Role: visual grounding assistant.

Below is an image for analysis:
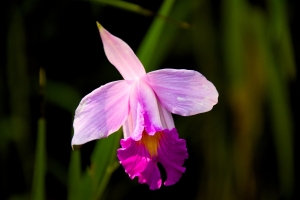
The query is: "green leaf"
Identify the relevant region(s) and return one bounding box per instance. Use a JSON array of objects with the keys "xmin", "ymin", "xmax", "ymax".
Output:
[
  {"xmin": 136, "ymin": 0, "xmax": 175, "ymax": 70},
  {"xmin": 89, "ymin": 0, "xmax": 153, "ymax": 16},
  {"xmin": 267, "ymin": 0, "xmax": 296, "ymax": 80},
  {"xmin": 140, "ymin": 0, "xmax": 191, "ymax": 72},
  {"xmin": 91, "ymin": 130, "xmax": 121, "ymax": 199},
  {"xmin": 266, "ymin": 52, "xmax": 294, "ymax": 198},
  {"xmin": 7, "ymin": 3, "xmax": 32, "ymax": 187},
  {"xmin": 72, "ymin": 130, "xmax": 121, "ymax": 200},
  {"xmin": 67, "ymin": 149, "xmax": 81, "ymax": 200},
  {"xmin": 31, "ymin": 118, "xmax": 46, "ymax": 200}
]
